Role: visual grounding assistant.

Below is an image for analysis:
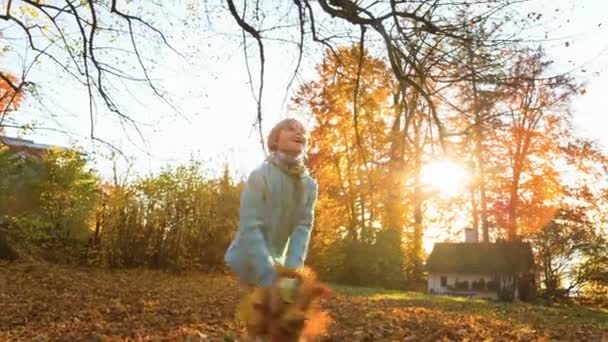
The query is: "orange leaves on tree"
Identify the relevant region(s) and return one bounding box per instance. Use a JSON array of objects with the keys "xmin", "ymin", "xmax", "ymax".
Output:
[
  {"xmin": 0, "ymin": 71, "xmax": 25, "ymax": 116},
  {"xmin": 292, "ymin": 46, "xmax": 396, "ymax": 243},
  {"xmin": 493, "ymin": 50, "xmax": 579, "ymax": 239}
]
